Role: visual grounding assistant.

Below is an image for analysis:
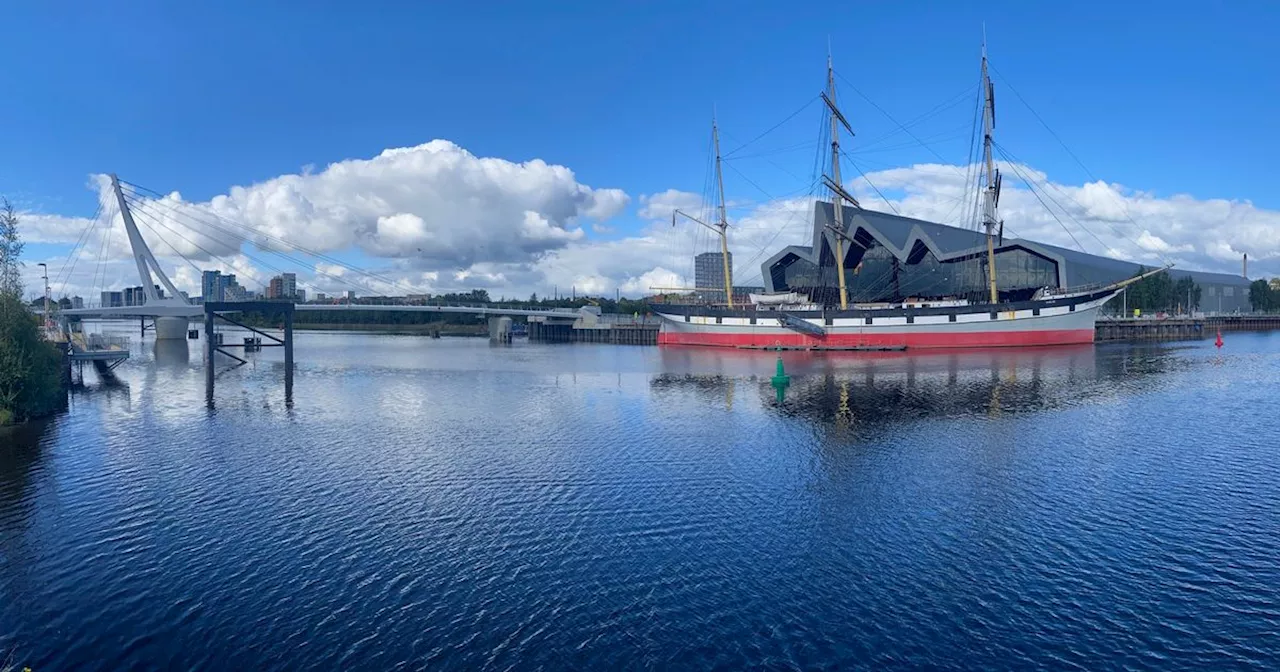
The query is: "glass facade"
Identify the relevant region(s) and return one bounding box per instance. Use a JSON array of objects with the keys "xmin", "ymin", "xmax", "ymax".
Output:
[{"xmin": 774, "ymin": 241, "xmax": 1059, "ymax": 303}]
